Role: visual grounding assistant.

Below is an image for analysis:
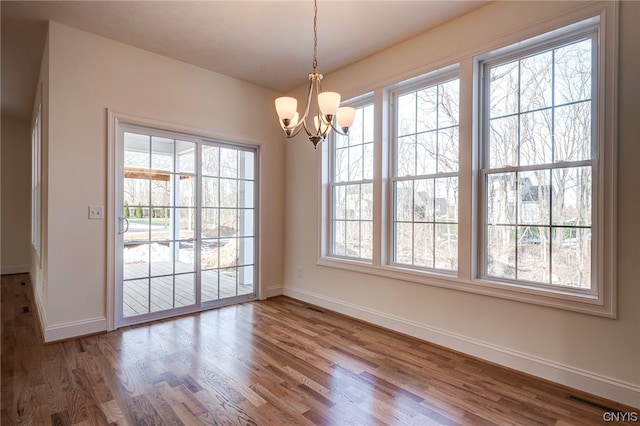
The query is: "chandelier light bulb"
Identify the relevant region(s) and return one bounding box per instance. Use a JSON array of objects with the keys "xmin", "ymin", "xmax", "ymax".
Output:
[
  {"xmin": 289, "ymin": 112, "xmax": 299, "ymax": 127},
  {"xmin": 317, "ymin": 92, "xmax": 341, "ymax": 117},
  {"xmin": 336, "ymin": 107, "xmax": 356, "ymax": 131},
  {"xmin": 275, "ymin": 97, "xmax": 297, "ymax": 122},
  {"xmin": 313, "ymin": 115, "xmax": 330, "ymax": 134}
]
